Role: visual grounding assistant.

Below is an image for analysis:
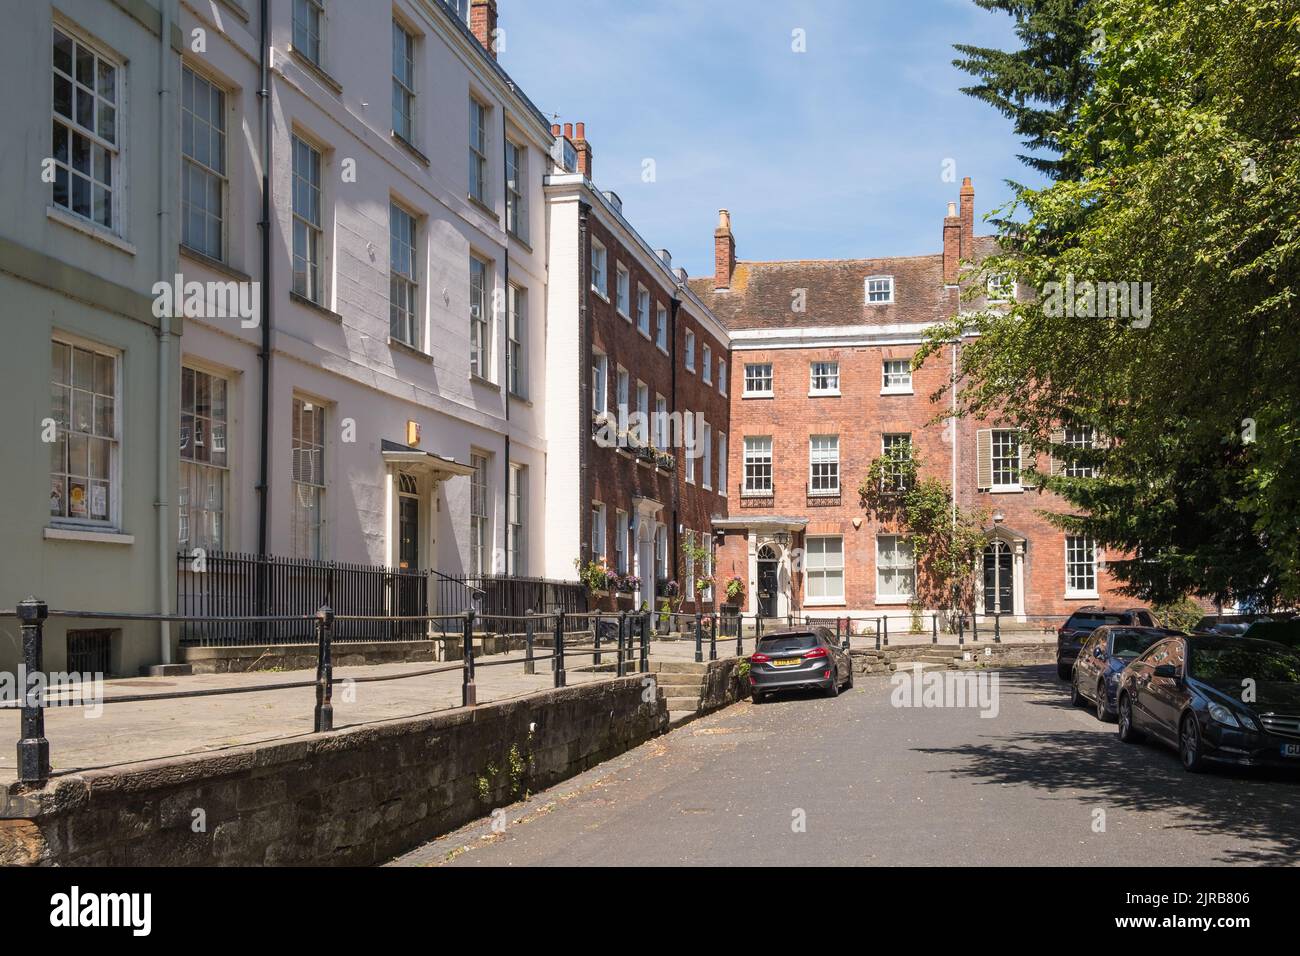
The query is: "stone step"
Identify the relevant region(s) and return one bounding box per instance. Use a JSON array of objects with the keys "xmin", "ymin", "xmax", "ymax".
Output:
[
  {"xmin": 656, "ymin": 682, "xmax": 705, "ymax": 694},
  {"xmin": 651, "ymin": 661, "xmax": 710, "ymax": 674},
  {"xmin": 664, "ymin": 695, "xmax": 702, "ymax": 710},
  {"xmin": 667, "ymin": 710, "xmax": 696, "ymax": 728}
]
